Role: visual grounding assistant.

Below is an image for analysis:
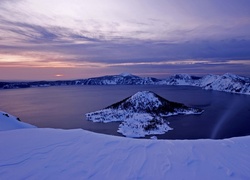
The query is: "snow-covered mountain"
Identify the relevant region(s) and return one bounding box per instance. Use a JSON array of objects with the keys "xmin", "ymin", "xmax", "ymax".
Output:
[
  {"xmin": 86, "ymin": 91, "xmax": 203, "ymax": 137},
  {"xmin": 158, "ymin": 74, "xmax": 201, "ymax": 86},
  {"xmin": 159, "ymin": 73, "xmax": 250, "ymax": 95},
  {"xmin": 200, "ymin": 73, "xmax": 250, "ymax": 94},
  {"xmin": 1, "ymin": 73, "xmax": 249, "ymax": 95},
  {"xmin": 82, "ymin": 73, "xmax": 159, "ymax": 85}
]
